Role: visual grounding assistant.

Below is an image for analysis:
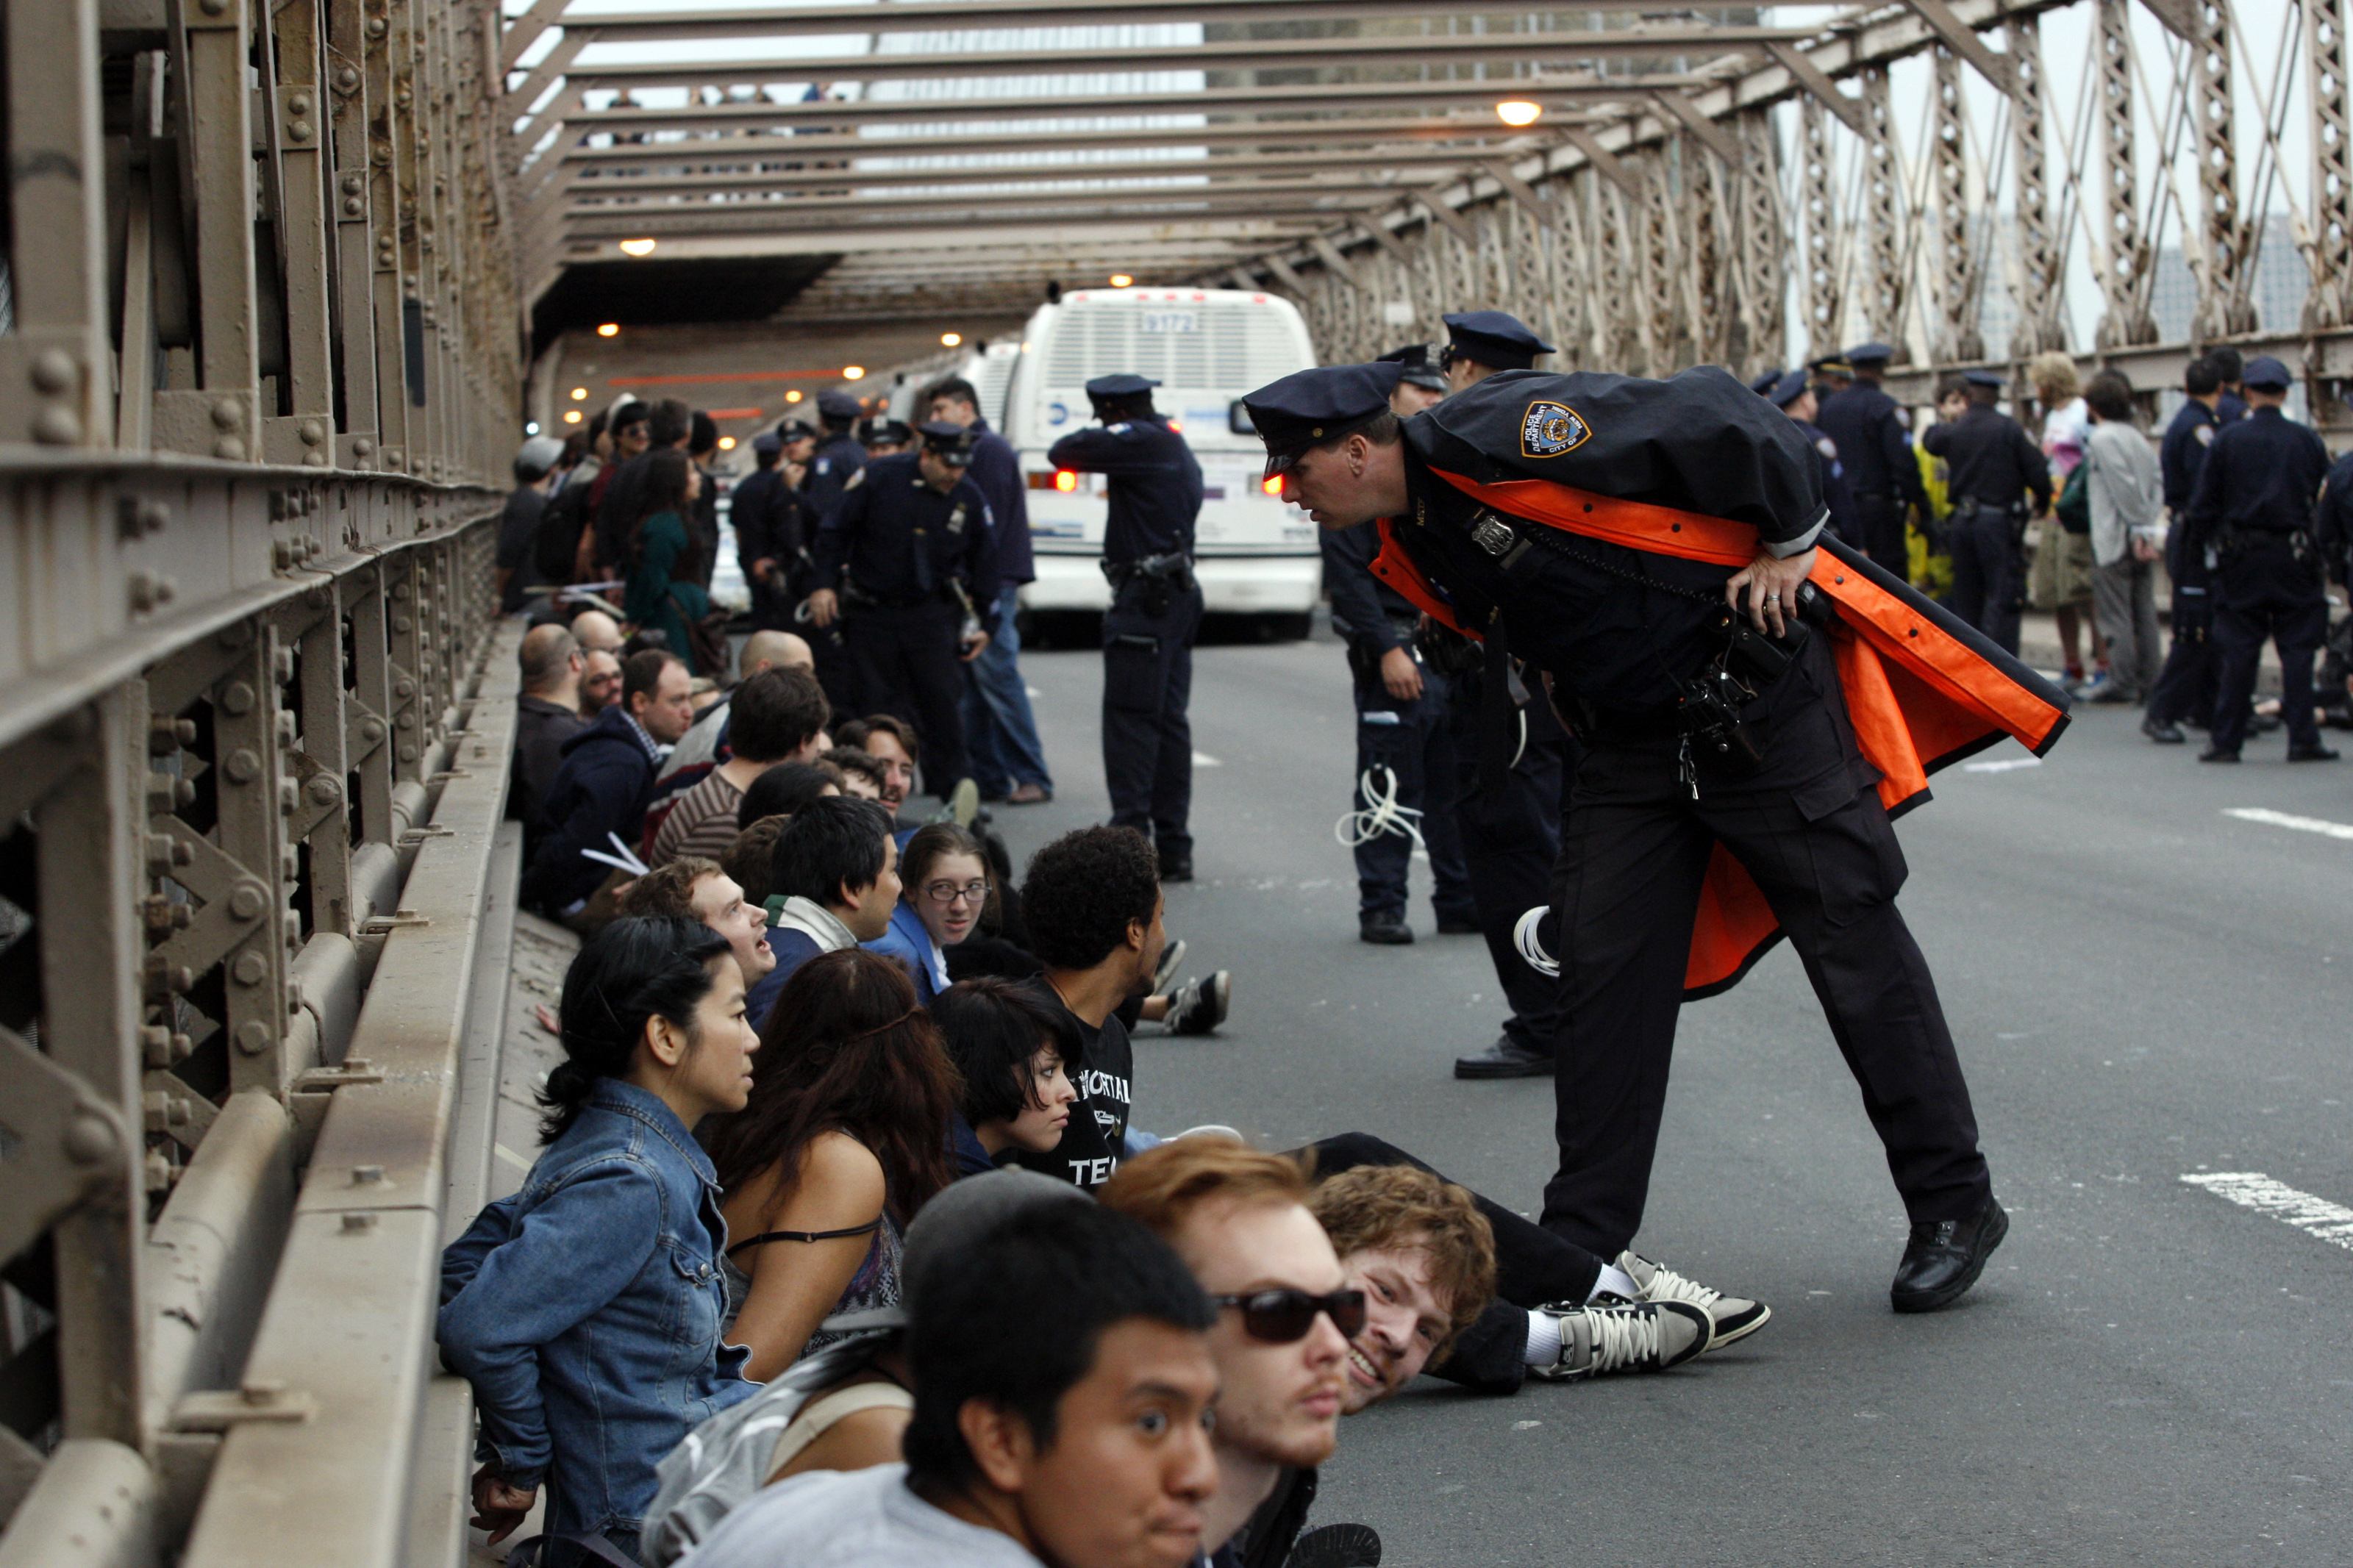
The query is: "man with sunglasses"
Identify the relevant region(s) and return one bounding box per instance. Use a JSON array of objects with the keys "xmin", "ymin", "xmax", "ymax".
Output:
[
  {"xmin": 809, "ymin": 421, "xmax": 1000, "ymax": 803},
  {"xmin": 1102, "ymin": 1139, "xmax": 1354, "ymax": 1568}
]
